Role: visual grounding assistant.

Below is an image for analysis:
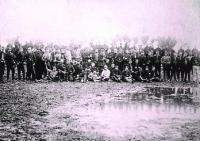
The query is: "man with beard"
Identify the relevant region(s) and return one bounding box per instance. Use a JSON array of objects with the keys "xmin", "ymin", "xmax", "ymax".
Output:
[
  {"xmin": 5, "ymin": 44, "xmax": 16, "ymax": 81},
  {"xmin": 16, "ymin": 46, "xmax": 25, "ymax": 80},
  {"xmin": 0, "ymin": 45, "xmax": 5, "ymax": 83}
]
